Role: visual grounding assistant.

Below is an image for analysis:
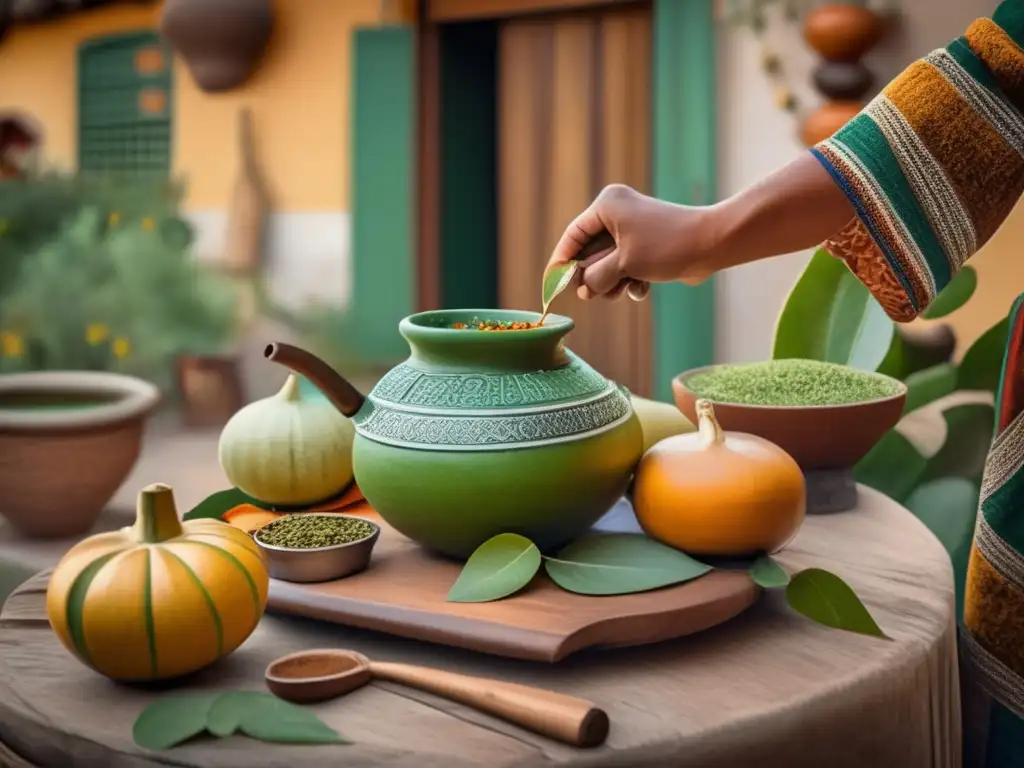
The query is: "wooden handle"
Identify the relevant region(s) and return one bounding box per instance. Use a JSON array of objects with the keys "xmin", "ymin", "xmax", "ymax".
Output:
[
  {"xmin": 368, "ymin": 661, "xmax": 609, "ymax": 747},
  {"xmin": 574, "ymin": 231, "xmax": 650, "ymax": 302}
]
